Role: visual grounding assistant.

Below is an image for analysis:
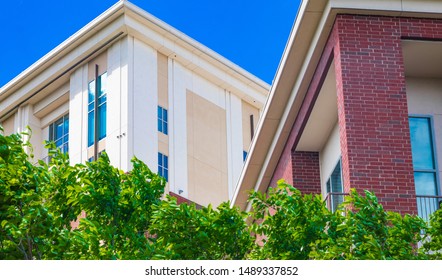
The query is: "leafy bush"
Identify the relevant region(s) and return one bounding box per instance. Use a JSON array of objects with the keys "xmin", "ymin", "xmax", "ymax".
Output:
[{"xmin": 0, "ymin": 129, "xmax": 440, "ymax": 259}]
